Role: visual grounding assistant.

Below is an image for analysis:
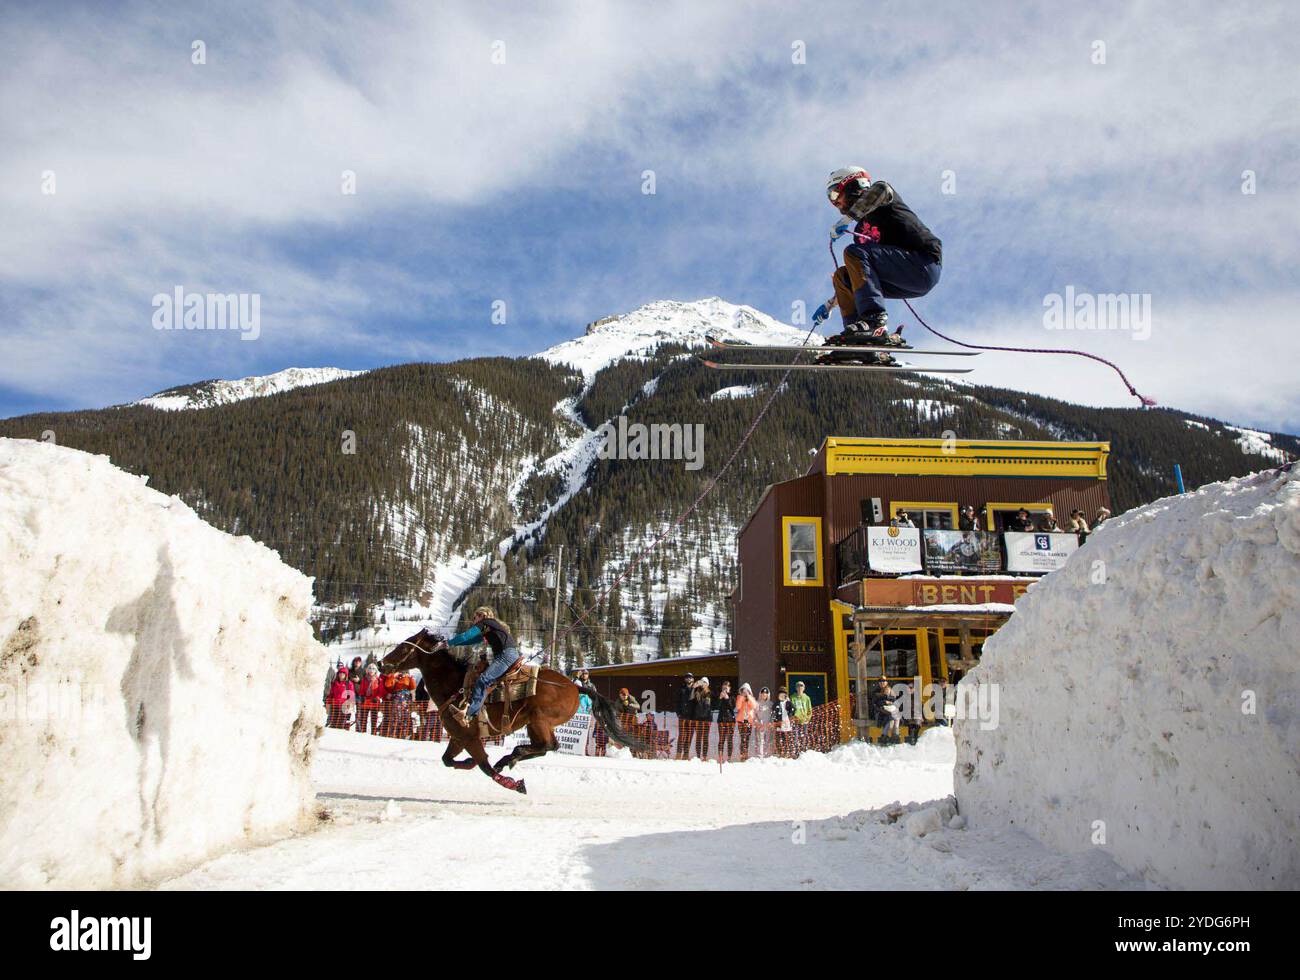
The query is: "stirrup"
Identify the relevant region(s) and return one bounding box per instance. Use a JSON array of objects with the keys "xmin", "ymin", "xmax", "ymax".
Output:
[{"xmin": 445, "ymin": 701, "xmax": 470, "ymax": 725}]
